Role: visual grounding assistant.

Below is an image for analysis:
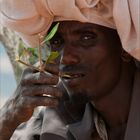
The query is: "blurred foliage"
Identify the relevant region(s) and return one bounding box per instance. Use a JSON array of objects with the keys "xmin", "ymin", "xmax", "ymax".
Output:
[{"xmin": 16, "ymin": 23, "xmax": 60, "ymax": 72}]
